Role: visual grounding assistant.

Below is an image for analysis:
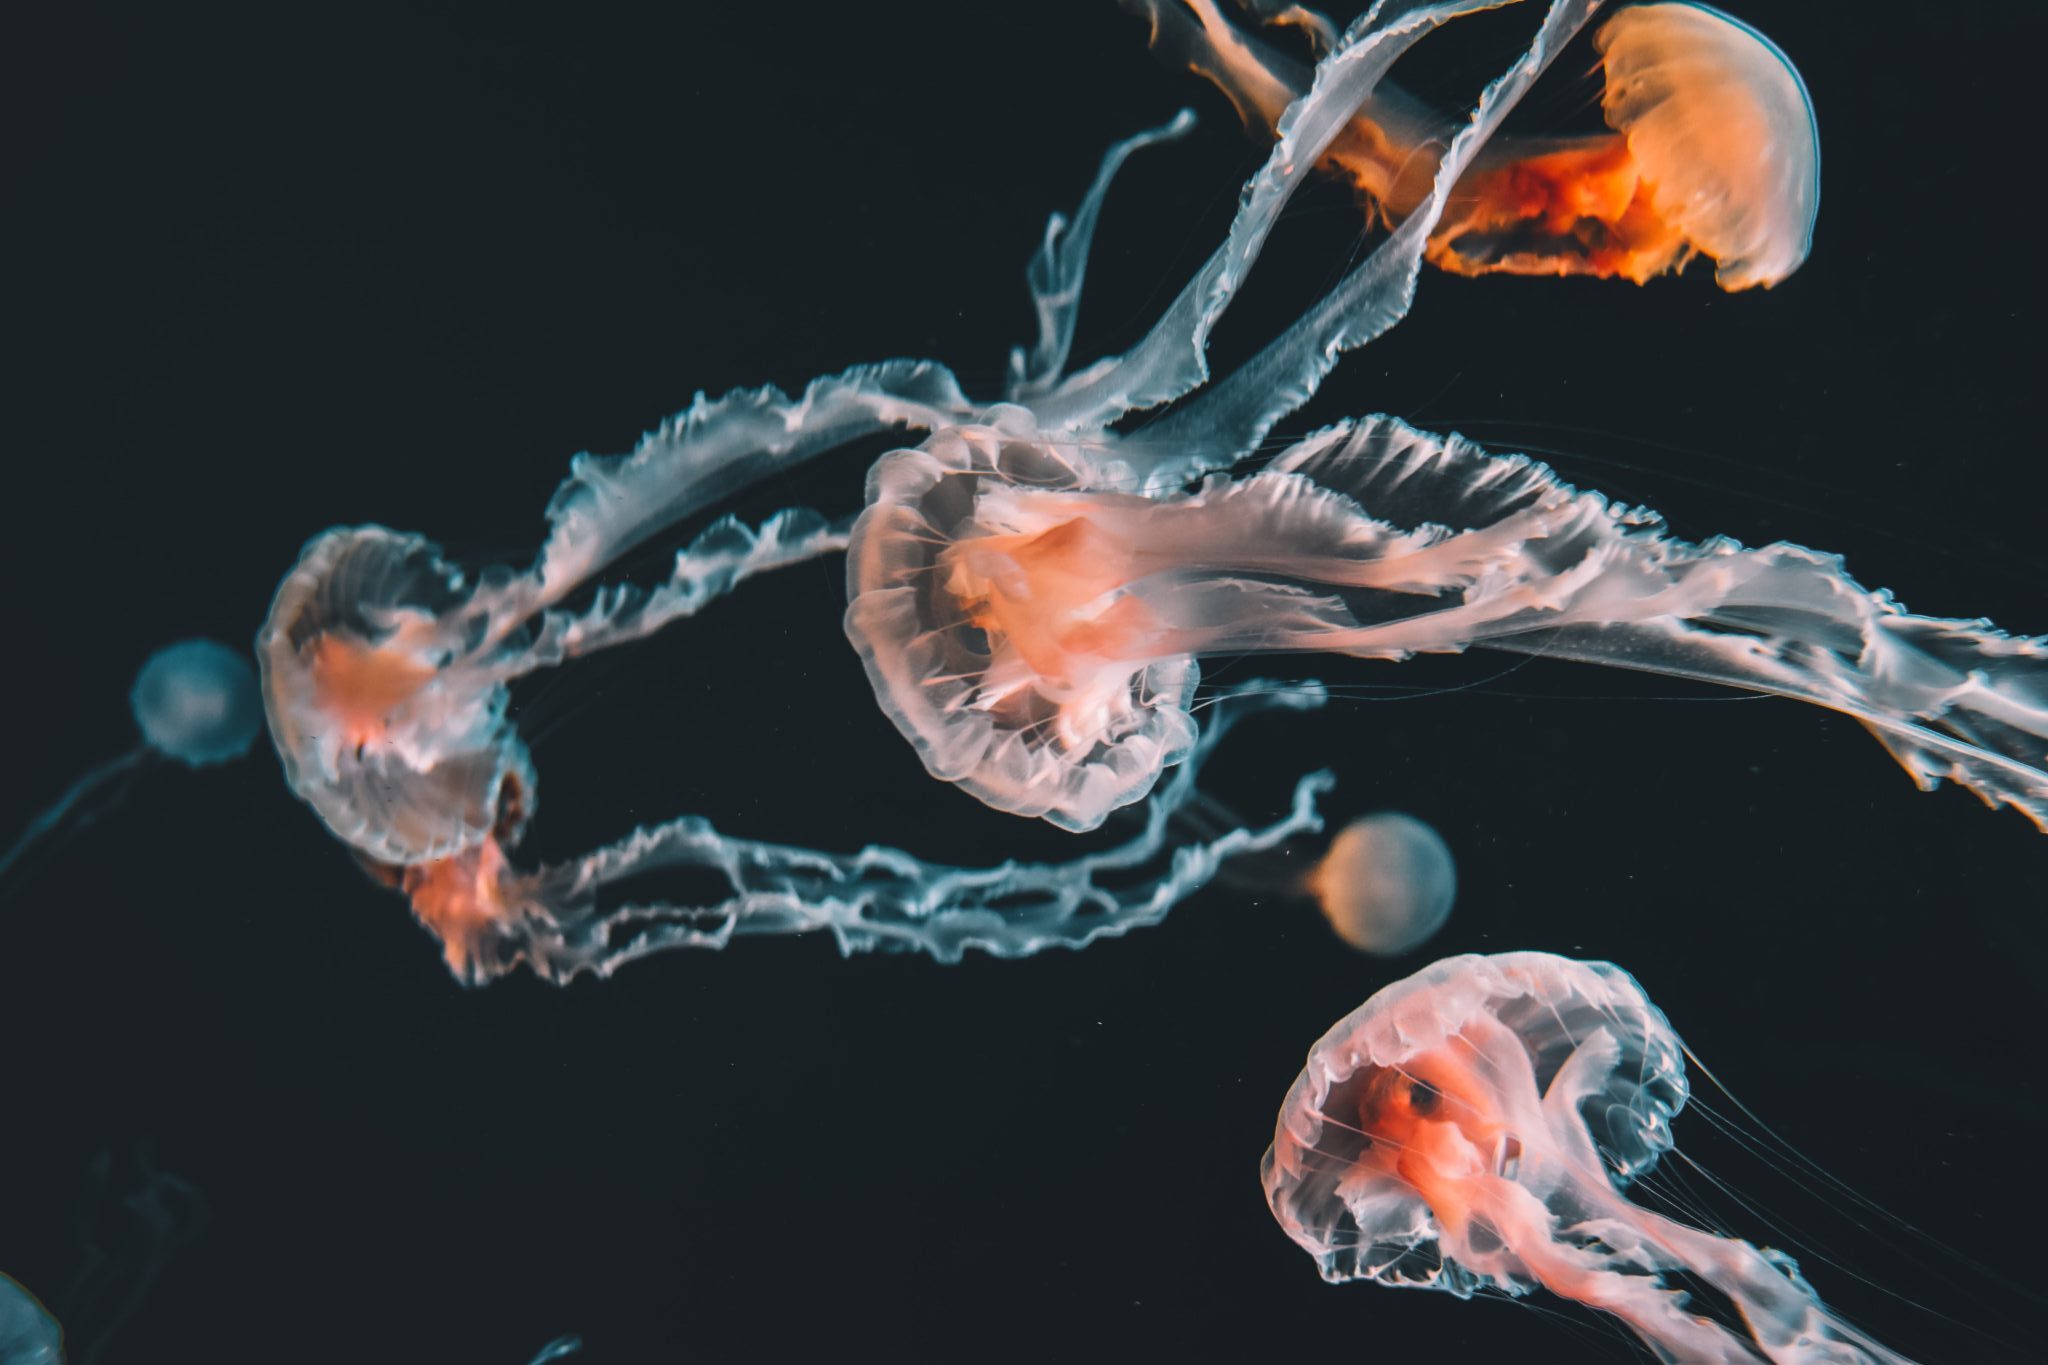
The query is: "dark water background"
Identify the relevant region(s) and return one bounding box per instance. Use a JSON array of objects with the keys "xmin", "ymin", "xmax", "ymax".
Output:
[{"xmin": 3, "ymin": 2, "xmax": 2044, "ymax": 1360}]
